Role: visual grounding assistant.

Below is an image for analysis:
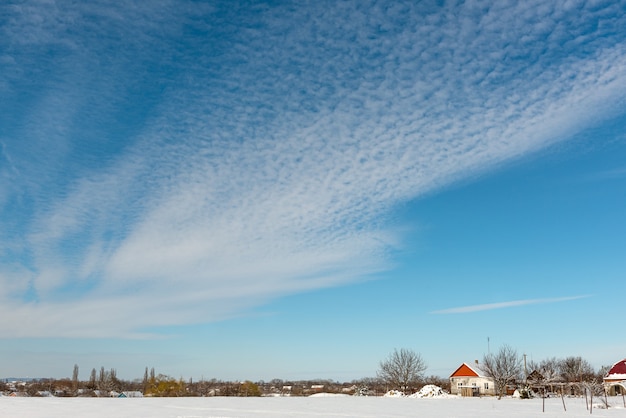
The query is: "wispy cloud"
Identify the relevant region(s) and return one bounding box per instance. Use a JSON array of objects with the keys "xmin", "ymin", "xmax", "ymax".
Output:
[
  {"xmin": 585, "ymin": 166, "xmax": 626, "ymax": 182},
  {"xmin": 0, "ymin": 1, "xmax": 624, "ymax": 338},
  {"xmin": 431, "ymin": 295, "xmax": 592, "ymax": 314}
]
